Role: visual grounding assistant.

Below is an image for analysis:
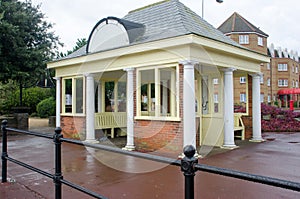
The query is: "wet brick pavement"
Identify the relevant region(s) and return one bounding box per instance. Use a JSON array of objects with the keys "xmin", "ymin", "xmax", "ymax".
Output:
[{"xmin": 1, "ymin": 128, "xmax": 300, "ymax": 198}]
